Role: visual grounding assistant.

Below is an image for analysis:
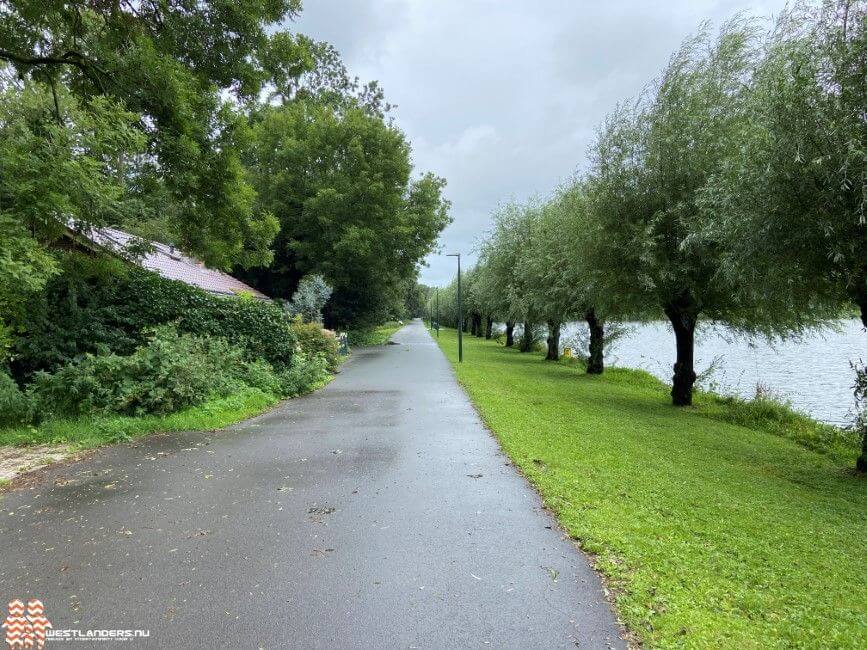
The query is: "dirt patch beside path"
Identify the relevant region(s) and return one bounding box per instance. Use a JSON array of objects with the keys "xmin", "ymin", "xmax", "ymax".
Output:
[{"xmin": 0, "ymin": 444, "xmax": 71, "ymax": 483}]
